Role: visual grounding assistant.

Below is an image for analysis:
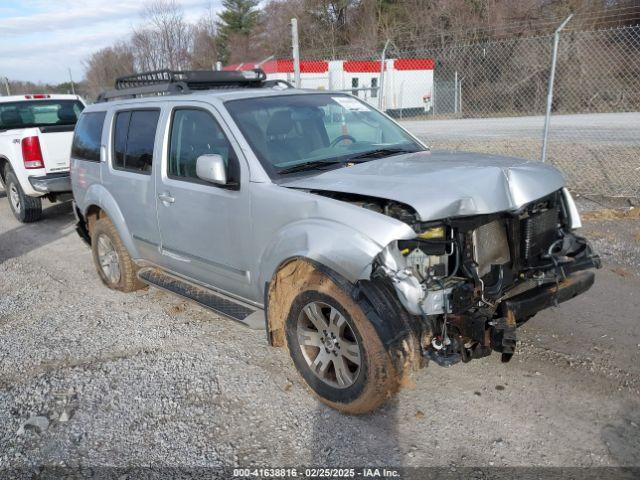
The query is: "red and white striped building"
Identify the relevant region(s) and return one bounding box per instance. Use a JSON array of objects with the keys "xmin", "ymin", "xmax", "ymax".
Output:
[{"xmin": 224, "ymin": 58, "xmax": 435, "ymax": 115}]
